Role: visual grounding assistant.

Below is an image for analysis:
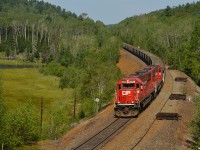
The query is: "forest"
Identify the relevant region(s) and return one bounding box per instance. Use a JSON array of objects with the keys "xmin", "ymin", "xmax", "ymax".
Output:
[
  {"xmin": 0, "ymin": 0, "xmax": 121, "ymax": 149},
  {"xmin": 110, "ymin": 2, "xmax": 200, "ymax": 86},
  {"xmin": 0, "ymin": 0, "xmax": 200, "ymax": 149}
]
